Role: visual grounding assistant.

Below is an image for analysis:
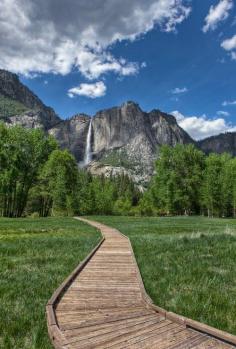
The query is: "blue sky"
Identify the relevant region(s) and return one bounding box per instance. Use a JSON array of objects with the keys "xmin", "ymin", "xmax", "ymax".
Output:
[{"xmin": 1, "ymin": 0, "xmax": 236, "ymax": 139}]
